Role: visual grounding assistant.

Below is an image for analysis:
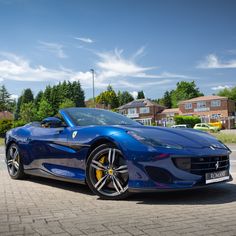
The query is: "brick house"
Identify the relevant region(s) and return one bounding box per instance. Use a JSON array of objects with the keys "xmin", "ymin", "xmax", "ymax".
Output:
[
  {"xmin": 179, "ymin": 95, "xmax": 235, "ymax": 128},
  {"xmin": 117, "ymin": 99, "xmax": 164, "ymax": 125},
  {"xmin": 156, "ymin": 108, "xmax": 180, "ymax": 126}
]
